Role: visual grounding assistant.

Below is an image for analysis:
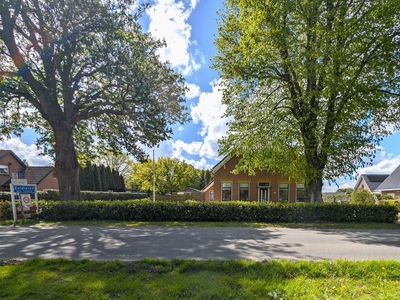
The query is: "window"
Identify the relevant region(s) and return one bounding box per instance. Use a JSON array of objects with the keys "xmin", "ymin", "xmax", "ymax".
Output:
[
  {"xmin": 239, "ymin": 182, "xmax": 249, "ymax": 200},
  {"xmin": 222, "ymin": 182, "xmax": 232, "ymax": 201},
  {"xmin": 209, "ymin": 191, "xmax": 214, "ymax": 202},
  {"xmin": 296, "ymin": 183, "xmax": 306, "ymax": 202},
  {"xmin": 279, "ymin": 183, "xmax": 289, "ymax": 202},
  {"xmin": 0, "ymin": 165, "xmax": 8, "ymax": 175},
  {"xmin": 258, "ymin": 182, "xmax": 270, "ymax": 187}
]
